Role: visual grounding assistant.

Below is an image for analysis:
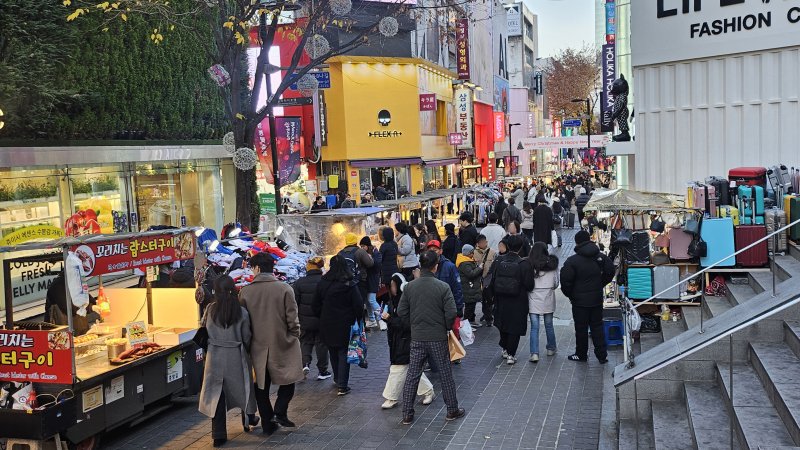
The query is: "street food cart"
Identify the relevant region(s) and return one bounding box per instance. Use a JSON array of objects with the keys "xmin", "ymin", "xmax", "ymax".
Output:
[{"xmin": 0, "ymin": 229, "xmax": 204, "ymax": 449}]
